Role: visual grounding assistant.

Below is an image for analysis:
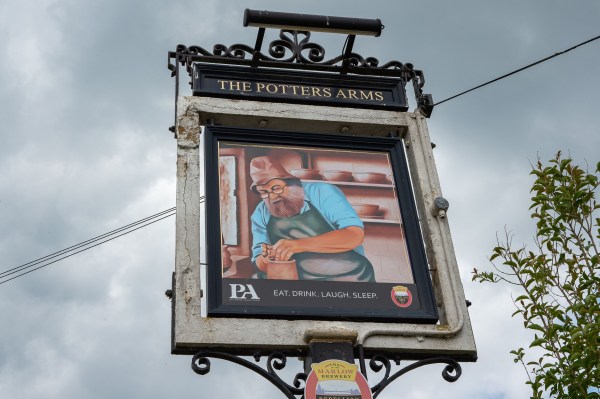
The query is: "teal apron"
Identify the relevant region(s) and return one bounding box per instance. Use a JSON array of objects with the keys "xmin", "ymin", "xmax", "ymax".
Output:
[{"xmin": 266, "ymin": 201, "xmax": 375, "ymax": 282}]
